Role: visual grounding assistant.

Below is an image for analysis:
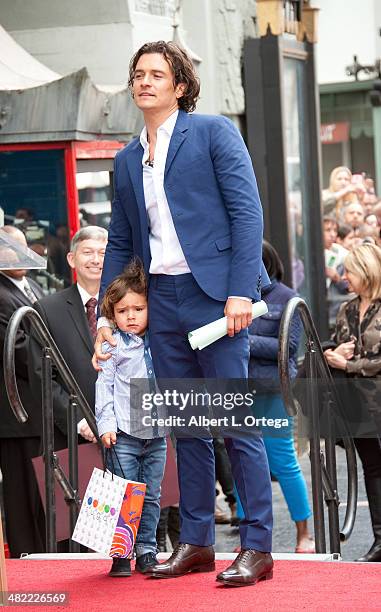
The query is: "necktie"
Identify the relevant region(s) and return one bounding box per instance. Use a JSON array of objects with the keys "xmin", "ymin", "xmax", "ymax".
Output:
[
  {"xmin": 86, "ymin": 297, "xmax": 98, "ymax": 339},
  {"xmin": 24, "ymin": 281, "xmax": 37, "ymax": 304}
]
